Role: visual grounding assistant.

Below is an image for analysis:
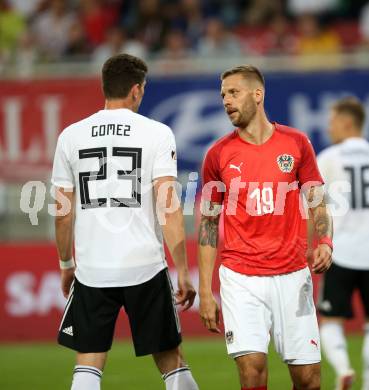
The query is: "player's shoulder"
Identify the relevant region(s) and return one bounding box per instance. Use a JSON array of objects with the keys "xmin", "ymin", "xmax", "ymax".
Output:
[
  {"xmin": 58, "ymin": 112, "xmax": 98, "ymax": 141},
  {"xmin": 275, "ymin": 122, "xmax": 309, "ymax": 142},
  {"xmin": 275, "ymin": 122, "xmax": 315, "ymax": 155},
  {"xmin": 149, "ymin": 118, "xmax": 174, "ymax": 137},
  {"xmin": 317, "ymin": 143, "xmax": 340, "ymax": 160},
  {"xmin": 206, "ymin": 130, "xmax": 237, "ymax": 157},
  {"xmin": 130, "ymin": 110, "xmax": 170, "ymax": 130},
  {"xmin": 132, "ymin": 111, "xmax": 174, "ymax": 138}
]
